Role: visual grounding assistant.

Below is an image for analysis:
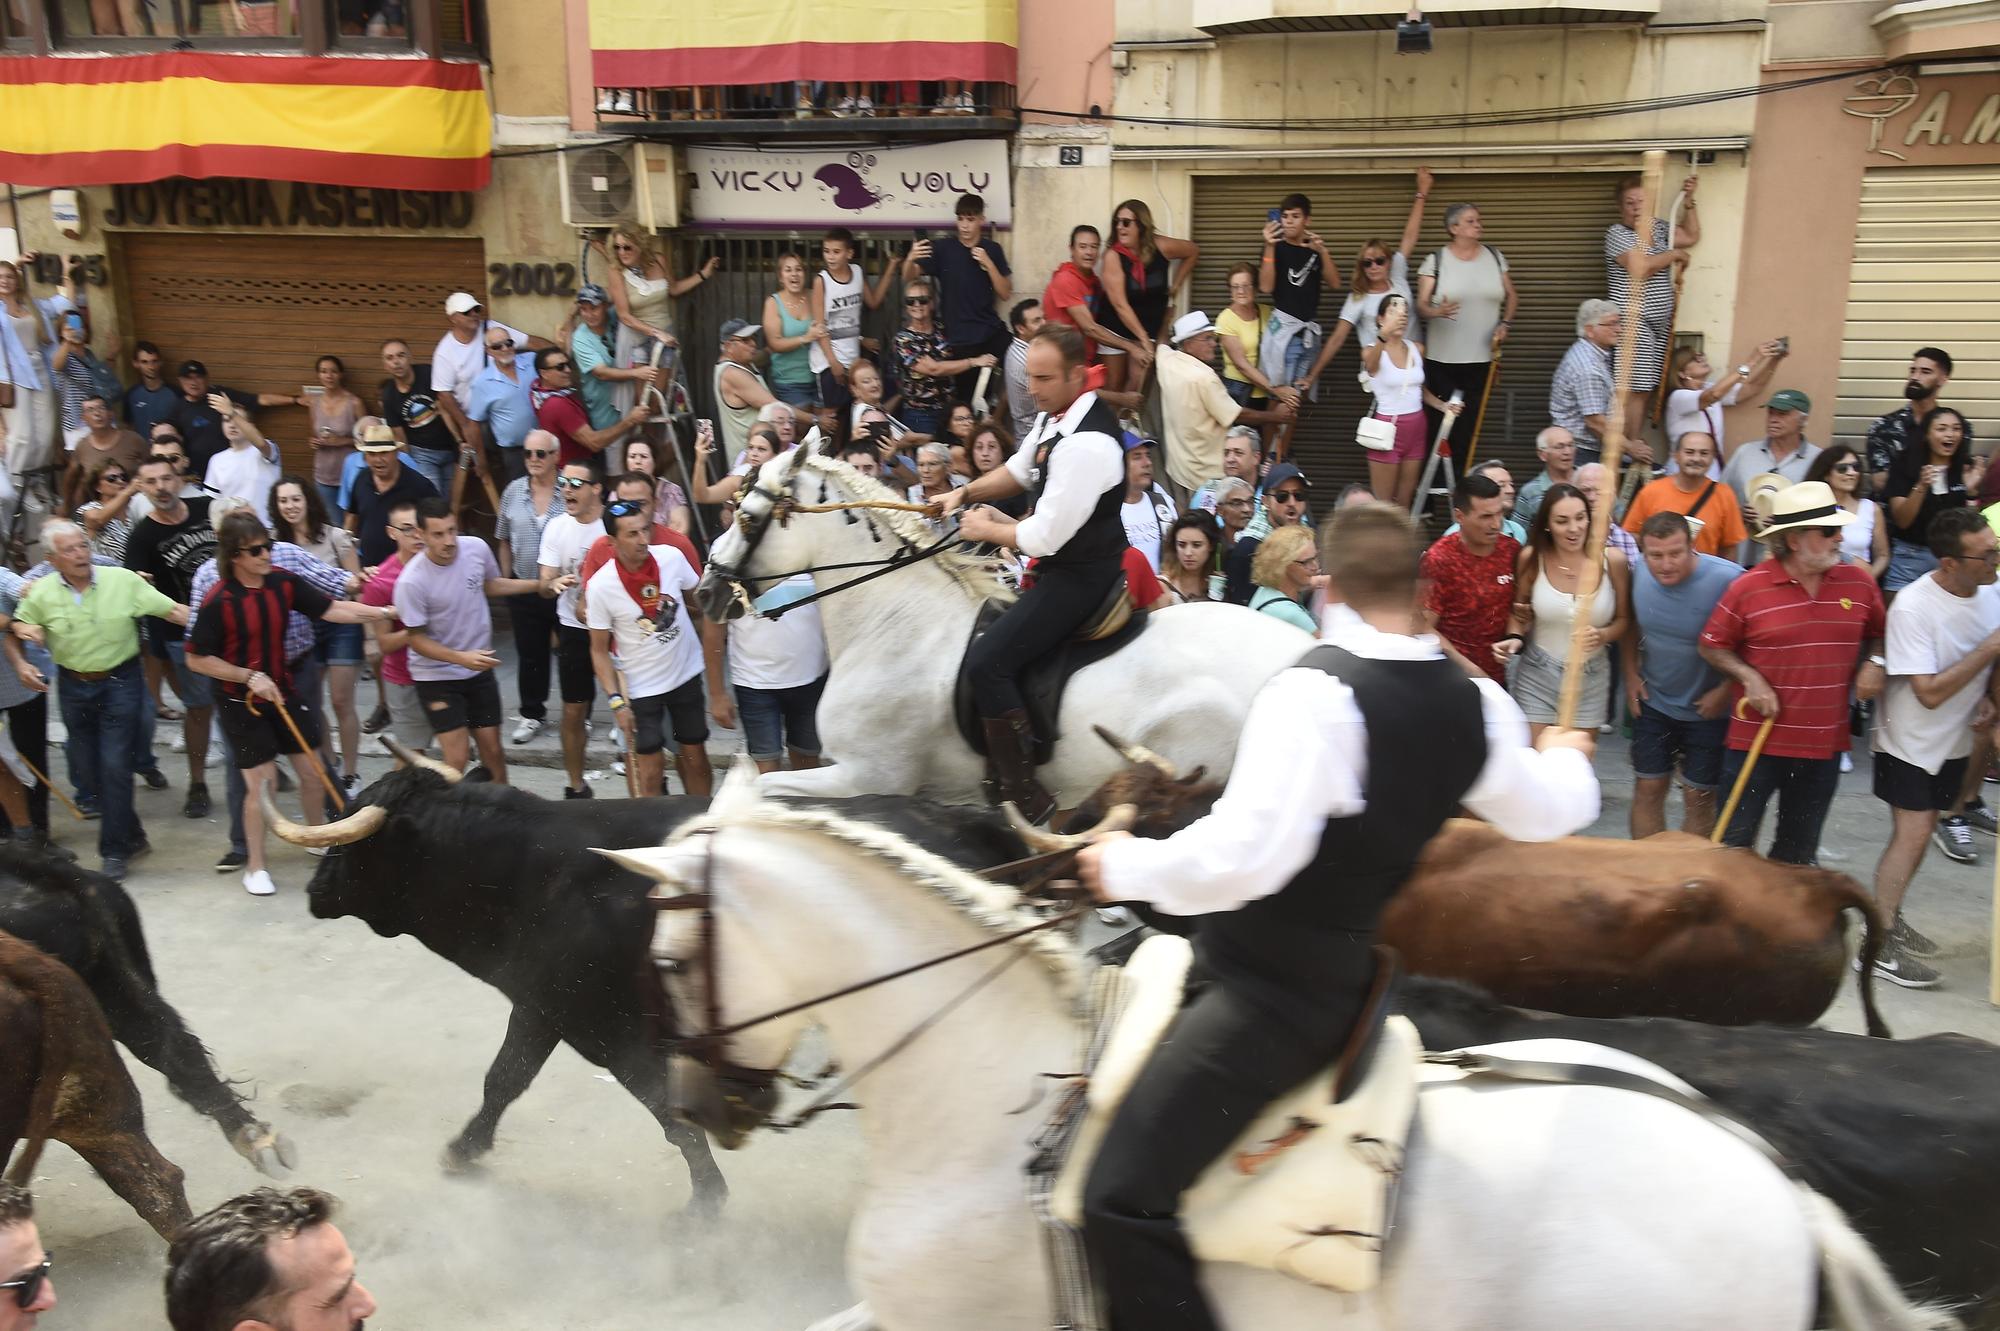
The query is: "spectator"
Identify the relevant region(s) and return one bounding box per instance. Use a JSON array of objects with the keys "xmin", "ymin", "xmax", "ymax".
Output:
[
  {"xmin": 1866, "ymin": 507, "xmax": 2000, "ymax": 988},
  {"xmin": 1360, "ymin": 294, "xmax": 1460, "ymax": 511},
  {"xmin": 894, "ymin": 278, "xmax": 994, "ymax": 435},
  {"xmin": 618, "ymin": 436, "xmax": 691, "ymax": 536},
  {"xmin": 75, "ymin": 457, "xmax": 139, "ymax": 562},
  {"xmin": 1096, "ymin": 199, "xmax": 1197, "ymax": 405},
  {"xmin": 124, "ymin": 455, "xmax": 219, "ymax": 818},
  {"xmin": 272, "ymin": 477, "xmax": 364, "ymax": 799},
  {"xmin": 1443, "ymin": 459, "xmax": 1527, "ymax": 545},
  {"xmin": 585, "ymin": 502, "xmax": 713, "ymax": 798},
  {"xmin": 810, "ymin": 227, "xmax": 897, "ymax": 419},
  {"xmin": 1495, "ymin": 483, "xmax": 1629, "ymax": 739},
  {"xmin": 1550, "ymin": 300, "xmax": 1624, "ymax": 467},
  {"xmin": 279, "ymin": 355, "xmax": 364, "ymax": 521},
  {"xmin": 762, "ymin": 251, "xmax": 823, "ymax": 411},
  {"xmin": 165, "ymin": 1188, "xmax": 374, "ymax": 1331},
  {"xmin": 1157, "ymin": 510, "xmax": 1220, "ymax": 605},
  {"xmin": 966, "ymin": 420, "xmax": 1023, "ymax": 518},
  {"xmin": 1621, "ymin": 432, "xmax": 1748, "ymax": 561},
  {"xmin": 429, "ymin": 291, "xmax": 542, "ymax": 428},
  {"xmin": 1003, "ymin": 299, "xmax": 1042, "ymax": 441},
  {"xmin": 1257, "ymin": 193, "xmax": 1333, "ymax": 400},
  {"xmin": 1721, "ymin": 389, "xmax": 1821, "ymax": 534},
  {"xmin": 1118, "ymin": 437, "xmax": 1177, "ymax": 567},
  {"xmin": 1867, "ymin": 347, "xmax": 1968, "ymax": 500},
  {"xmin": 1042, "ymin": 224, "xmax": 1148, "ymax": 393},
  {"xmin": 61, "ymin": 394, "xmax": 145, "ymax": 514},
  {"xmin": 693, "ymin": 424, "xmax": 779, "ymax": 506},
  {"xmin": 908, "ymin": 441, "xmax": 965, "ymax": 511},
  {"xmin": 11, "ymin": 520, "xmax": 186, "ymax": 880},
  {"xmin": 565, "ymin": 284, "xmax": 649, "ymax": 441},
  {"xmin": 1699, "ymin": 481, "xmax": 1885, "ymax": 865},
  {"xmin": 1308, "ymin": 167, "xmax": 1431, "ymax": 385},
  {"xmin": 202, "ymin": 396, "xmax": 281, "ymax": 524},
  {"xmin": 1337, "ymin": 482, "xmax": 1378, "ymax": 509},
  {"xmin": 398, "ymin": 498, "xmax": 540, "ymax": 780},
  {"xmin": 377, "ymin": 339, "xmax": 462, "ymax": 497},
  {"xmin": 44, "ymin": 304, "xmax": 104, "ymax": 453},
  {"xmin": 122, "ymin": 339, "xmax": 177, "ymax": 438},
  {"xmin": 904, "ymin": 194, "xmax": 1014, "ymax": 402},
  {"xmin": 1605, "ymin": 173, "xmax": 1699, "ymax": 442},
  {"xmin": 163, "ymin": 359, "xmax": 258, "ymax": 477},
  {"xmin": 0, "ymin": 1182, "xmax": 56, "ymax": 1324},
  {"xmin": 1625, "ymin": 511, "xmax": 1741, "ymax": 839},
  {"xmin": 1805, "ymin": 445, "xmax": 1888, "ymax": 580},
  {"xmin": 1882, "ymin": 406, "xmax": 1974, "ymax": 596},
  {"xmin": 1663, "ymin": 340, "xmax": 1784, "ymax": 467},
  {"xmin": 1208, "ymin": 477, "xmax": 1255, "ymax": 583},
  {"xmin": 1214, "ymin": 262, "xmax": 1285, "ymax": 411},
  {"xmin": 1191, "ymin": 427, "xmax": 1264, "ymax": 516},
  {"xmin": 1415, "ymin": 192, "xmax": 1517, "ymax": 442},
  {"xmin": 1247, "ymin": 523, "xmax": 1319, "ymax": 633},
  {"xmin": 1572, "ymin": 462, "xmax": 1641, "ymax": 565},
  {"xmin": 462, "ymin": 328, "xmax": 539, "ymax": 487},
  {"xmin": 946, "ymin": 403, "xmax": 978, "ymax": 476},
  {"xmin": 1224, "ymin": 461, "xmax": 1307, "ymax": 604},
  {"xmin": 538, "ymin": 460, "xmax": 609, "ymax": 798},
  {"xmin": 575, "ymin": 472, "xmax": 704, "ymax": 617},
  {"xmin": 712, "ymin": 562, "xmax": 829, "ymax": 774},
  {"xmin": 1512, "ymin": 425, "xmax": 1577, "ymax": 528},
  {"xmin": 493, "ymin": 429, "xmax": 565, "ymax": 744},
  {"xmin": 1156, "ymin": 313, "xmax": 1292, "ymax": 510},
  {"xmin": 1422, "ymin": 472, "xmax": 1521, "ymax": 679},
  {"xmin": 185, "ymin": 510, "xmax": 386, "ymax": 896},
  {"xmin": 599, "ymin": 228, "xmax": 710, "ymax": 411},
  {"xmin": 532, "ymin": 345, "xmax": 650, "ymax": 469},
  {"xmin": 359, "ymin": 498, "xmax": 430, "ymax": 752},
  {"xmin": 710, "ymin": 320, "xmax": 806, "ymax": 459},
  {"xmin": 343, "ymin": 424, "xmax": 438, "ymax": 567},
  {"xmin": 0, "ymin": 569, "xmax": 71, "ymax": 859}
]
